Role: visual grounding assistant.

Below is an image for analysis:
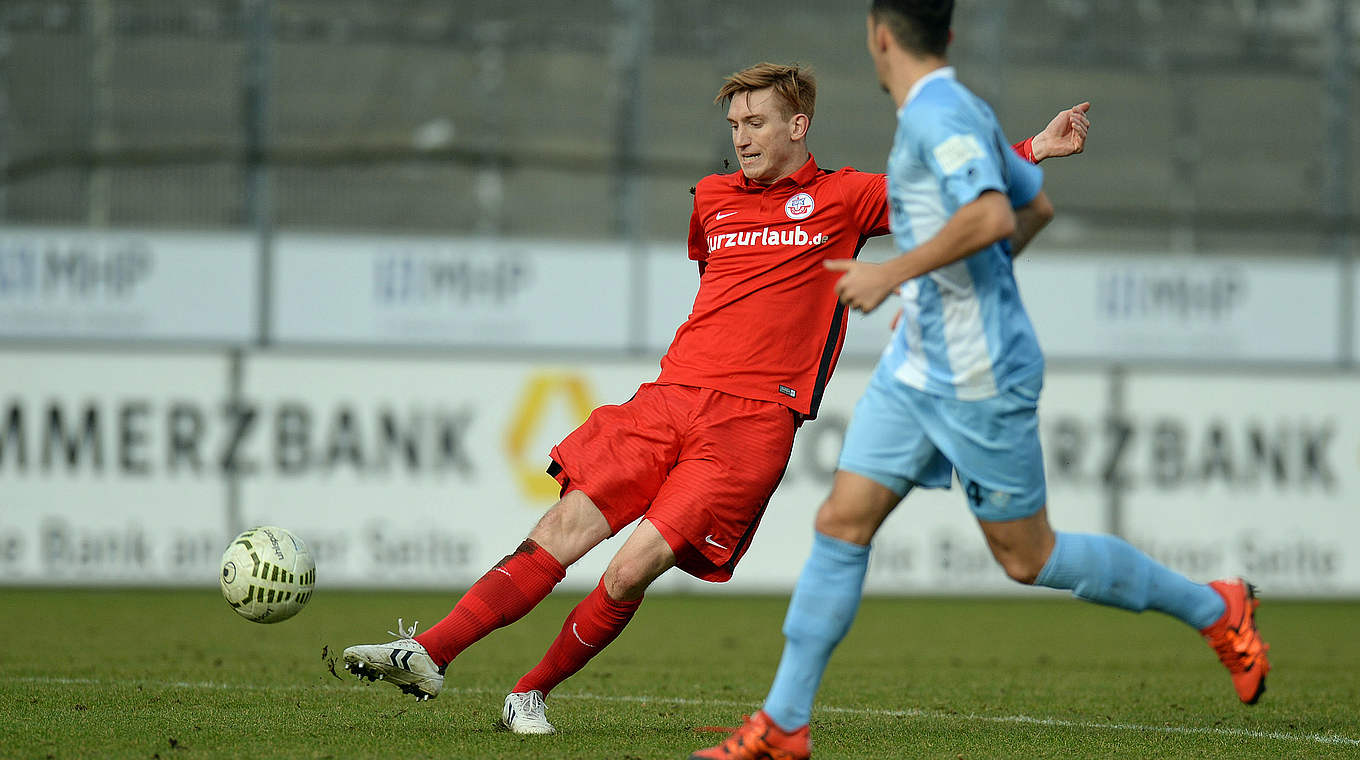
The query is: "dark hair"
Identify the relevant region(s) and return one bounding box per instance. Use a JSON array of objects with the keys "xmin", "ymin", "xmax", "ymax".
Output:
[
  {"xmin": 869, "ymin": 0, "xmax": 954, "ymax": 58},
  {"xmin": 714, "ymin": 62, "xmax": 817, "ymax": 121}
]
